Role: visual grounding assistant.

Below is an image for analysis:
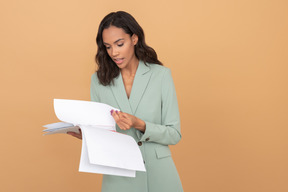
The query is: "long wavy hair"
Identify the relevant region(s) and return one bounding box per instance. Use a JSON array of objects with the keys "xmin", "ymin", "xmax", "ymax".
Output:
[{"xmin": 95, "ymin": 11, "xmax": 162, "ymax": 86}]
